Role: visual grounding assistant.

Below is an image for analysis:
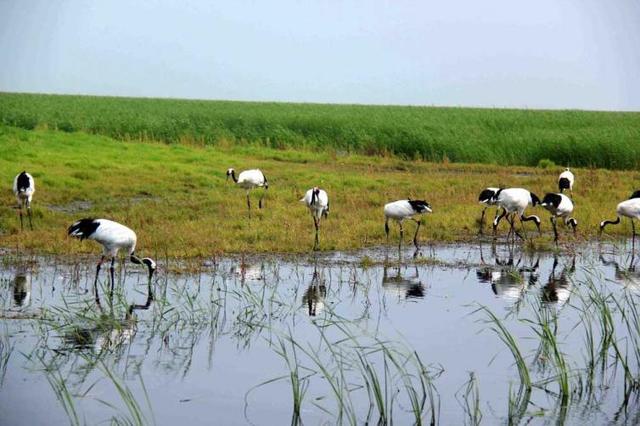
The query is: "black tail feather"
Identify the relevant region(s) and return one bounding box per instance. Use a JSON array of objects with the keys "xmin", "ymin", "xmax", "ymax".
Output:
[{"xmin": 68, "ymin": 218, "xmax": 99, "ymax": 240}]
